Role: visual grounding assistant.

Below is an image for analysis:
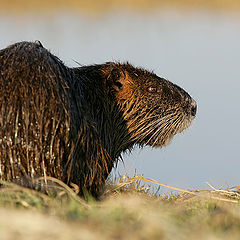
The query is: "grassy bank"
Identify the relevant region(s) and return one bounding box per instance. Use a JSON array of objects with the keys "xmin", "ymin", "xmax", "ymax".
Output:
[
  {"xmin": 1, "ymin": 0, "xmax": 240, "ymax": 14},
  {"xmin": 1, "ymin": 176, "xmax": 240, "ymax": 240}
]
